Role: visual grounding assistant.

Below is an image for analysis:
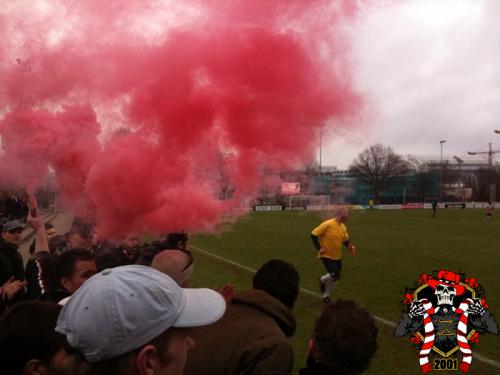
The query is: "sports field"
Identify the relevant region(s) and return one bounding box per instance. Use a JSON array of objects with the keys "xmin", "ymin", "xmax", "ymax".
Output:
[{"xmin": 190, "ymin": 209, "xmax": 500, "ymax": 374}]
